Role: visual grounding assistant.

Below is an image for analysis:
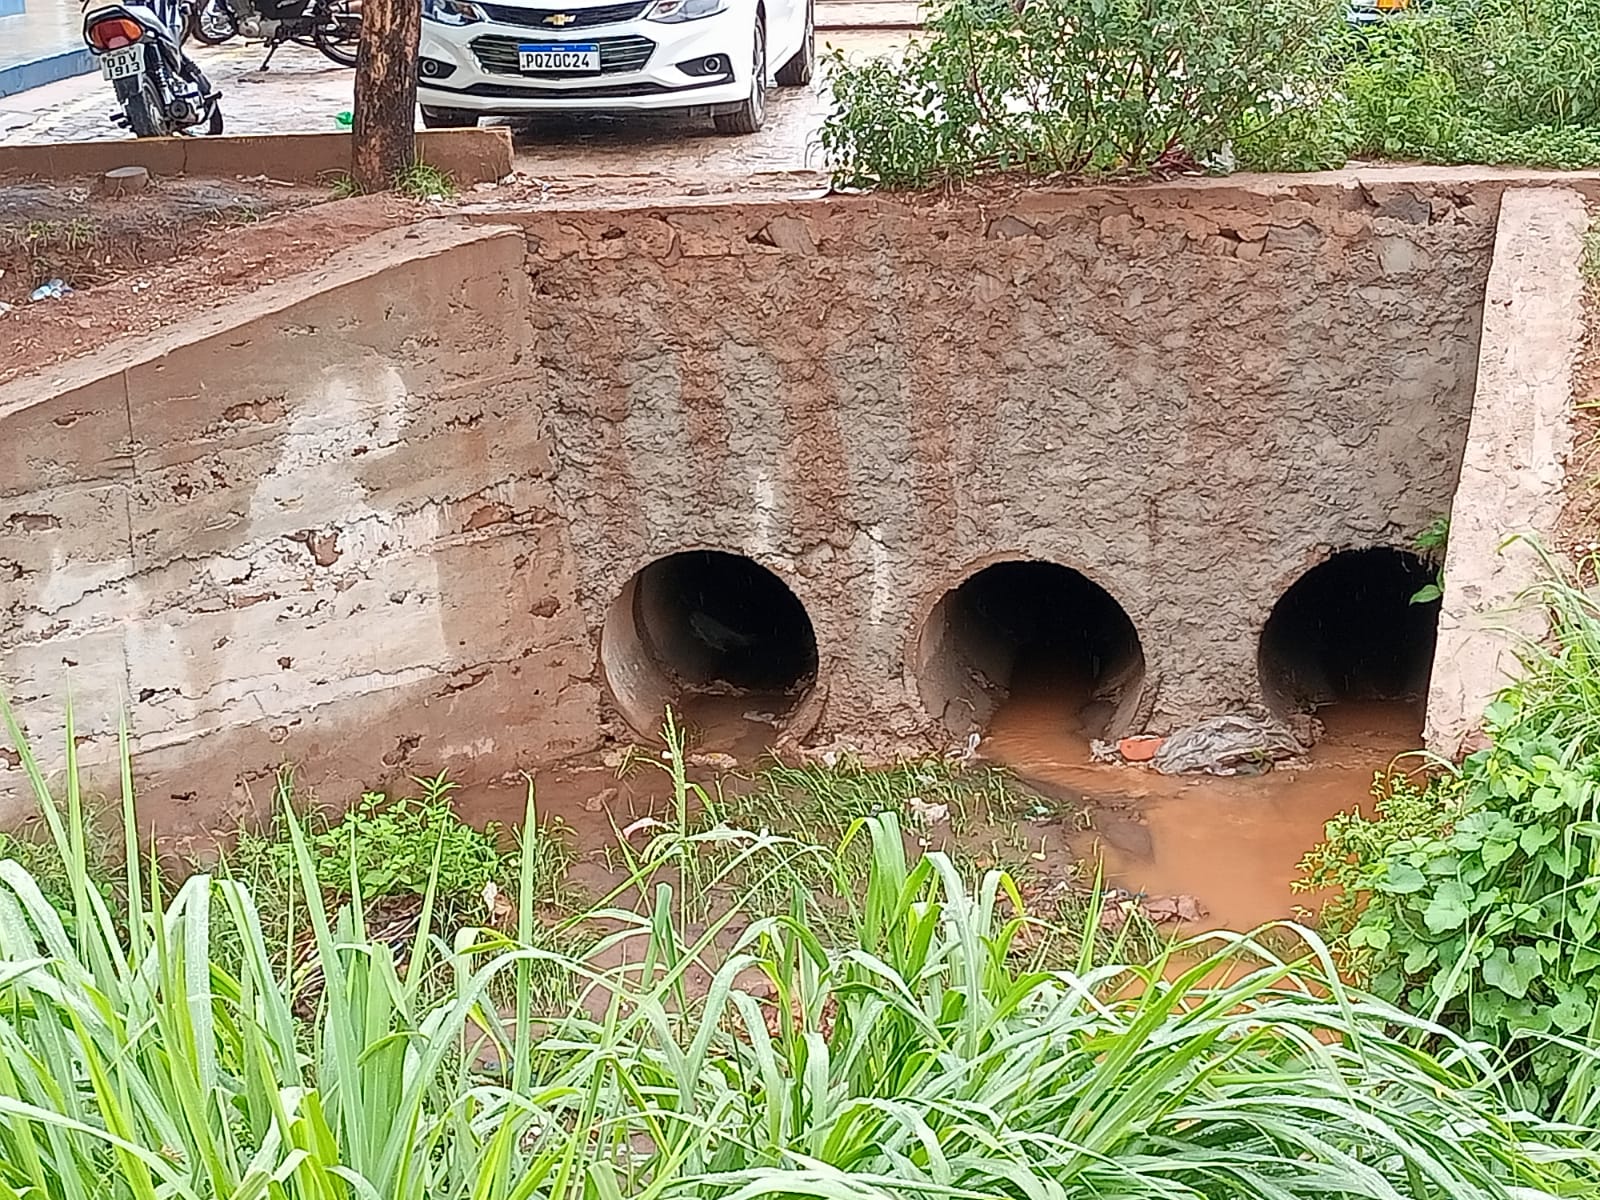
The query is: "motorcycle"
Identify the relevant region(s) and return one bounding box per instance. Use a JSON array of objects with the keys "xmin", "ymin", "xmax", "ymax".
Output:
[
  {"xmin": 82, "ymin": 0, "xmax": 225, "ymax": 137},
  {"xmin": 187, "ymin": 0, "xmax": 361, "ymax": 70}
]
